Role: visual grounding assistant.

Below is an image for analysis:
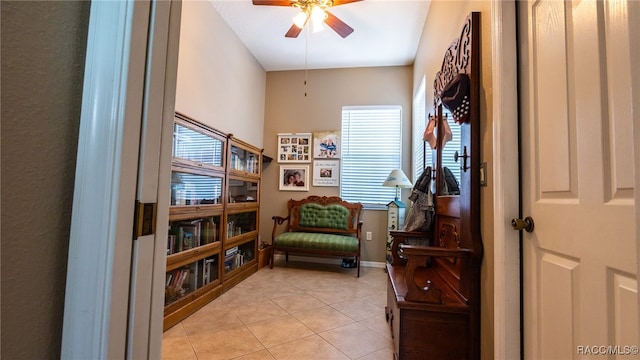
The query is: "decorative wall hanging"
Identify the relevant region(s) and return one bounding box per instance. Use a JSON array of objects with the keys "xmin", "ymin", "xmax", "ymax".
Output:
[
  {"xmin": 312, "ymin": 160, "xmax": 340, "ymax": 186},
  {"xmin": 277, "ymin": 133, "xmax": 311, "ymax": 163},
  {"xmin": 313, "ymin": 131, "xmax": 340, "ymax": 159},
  {"xmin": 279, "ymin": 165, "xmax": 309, "ymax": 191}
]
